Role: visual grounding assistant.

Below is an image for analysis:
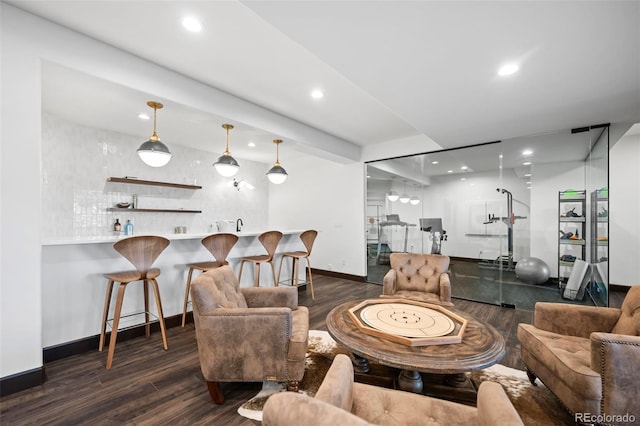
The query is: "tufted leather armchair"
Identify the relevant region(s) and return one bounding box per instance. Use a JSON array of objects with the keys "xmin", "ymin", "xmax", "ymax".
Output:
[
  {"xmin": 190, "ymin": 265, "xmax": 309, "ymax": 404},
  {"xmin": 263, "ymin": 353, "xmax": 524, "ymax": 426},
  {"xmin": 517, "ymin": 285, "xmax": 640, "ymax": 420},
  {"xmin": 382, "ymin": 253, "xmax": 452, "ymax": 305}
]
